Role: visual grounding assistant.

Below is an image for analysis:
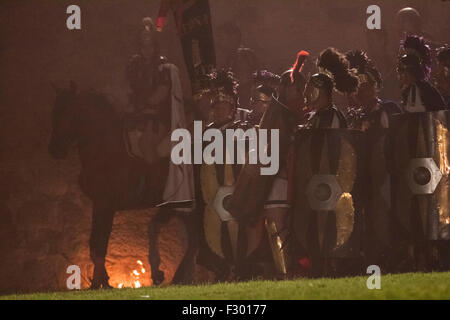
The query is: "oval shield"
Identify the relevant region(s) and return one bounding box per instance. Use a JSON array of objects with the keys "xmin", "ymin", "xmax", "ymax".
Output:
[
  {"xmin": 390, "ymin": 111, "xmax": 450, "ymax": 241},
  {"xmin": 292, "ymin": 129, "xmax": 365, "ymax": 260}
]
